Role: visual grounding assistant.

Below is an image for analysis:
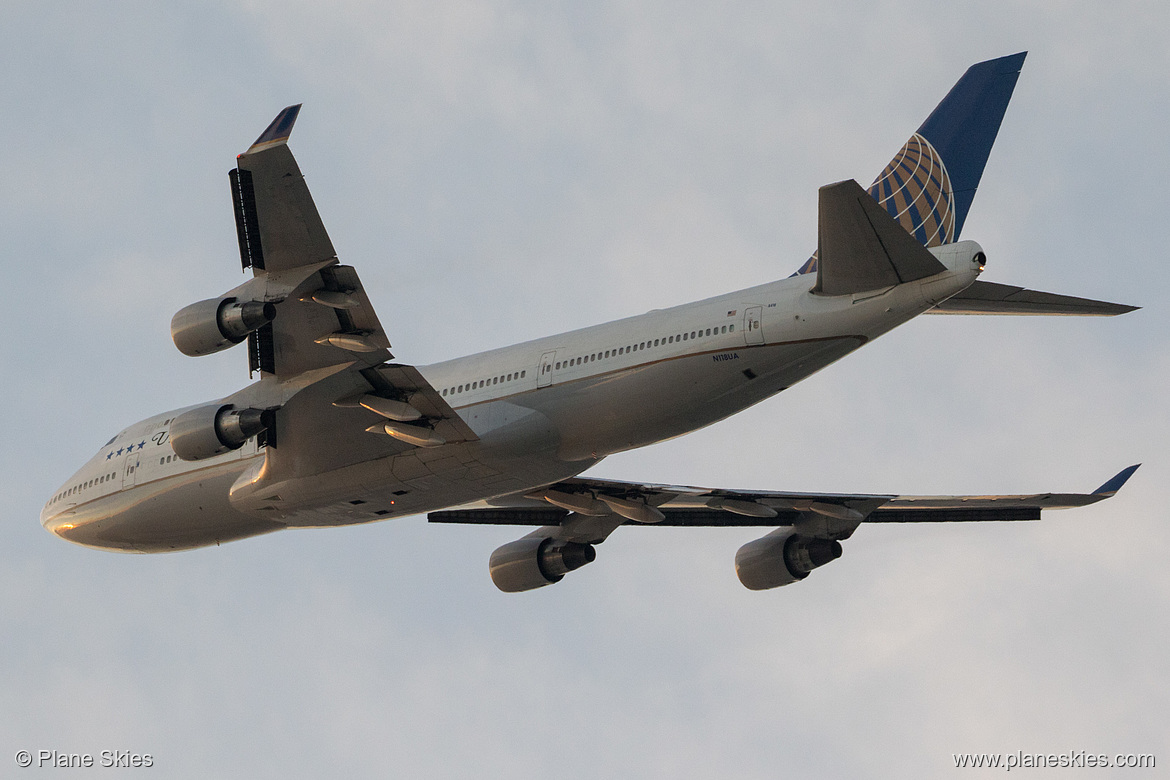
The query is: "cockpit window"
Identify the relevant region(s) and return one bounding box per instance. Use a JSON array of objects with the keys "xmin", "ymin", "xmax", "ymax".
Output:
[{"xmin": 105, "ymin": 436, "xmax": 117, "ymax": 446}]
